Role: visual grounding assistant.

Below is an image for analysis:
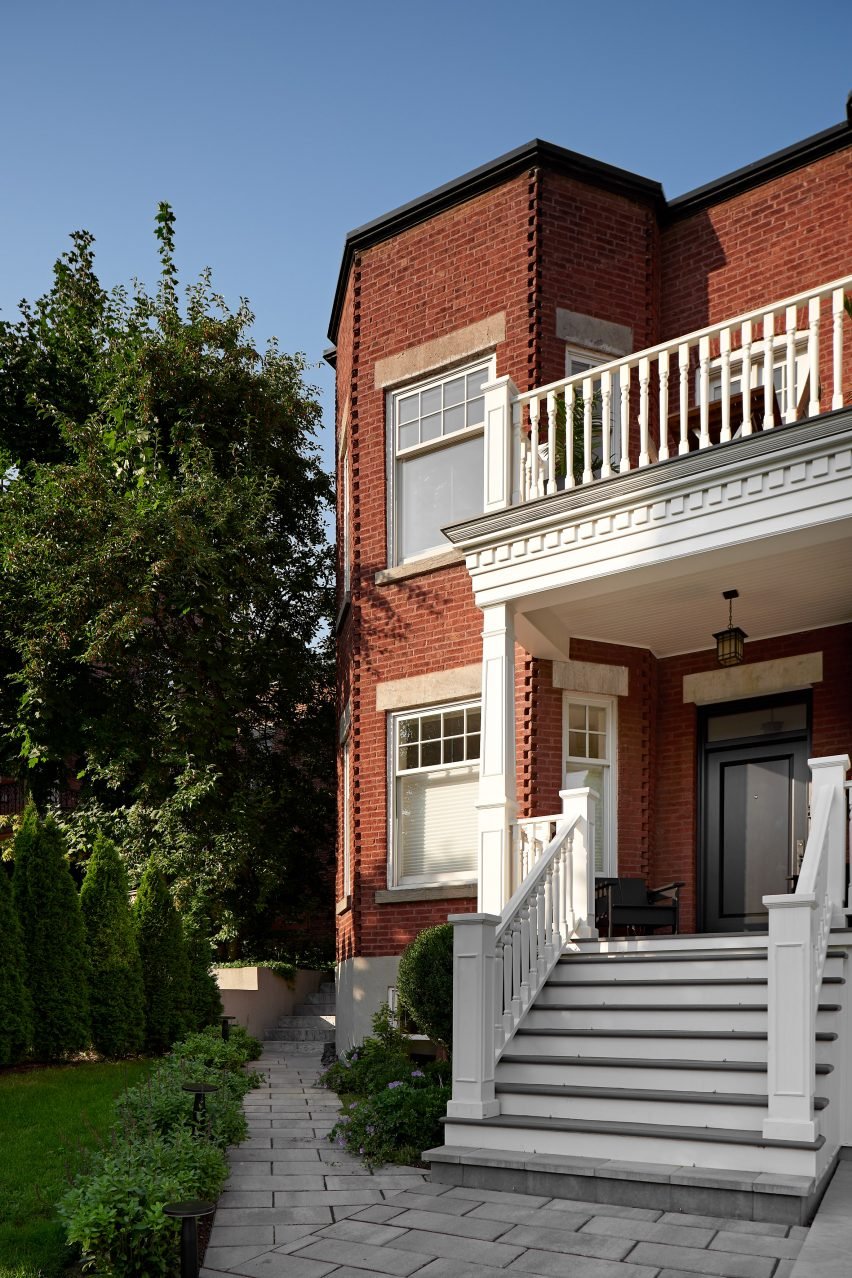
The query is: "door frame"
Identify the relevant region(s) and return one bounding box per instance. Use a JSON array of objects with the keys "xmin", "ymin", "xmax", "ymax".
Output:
[{"xmin": 696, "ymin": 691, "xmax": 812, "ymax": 932}]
